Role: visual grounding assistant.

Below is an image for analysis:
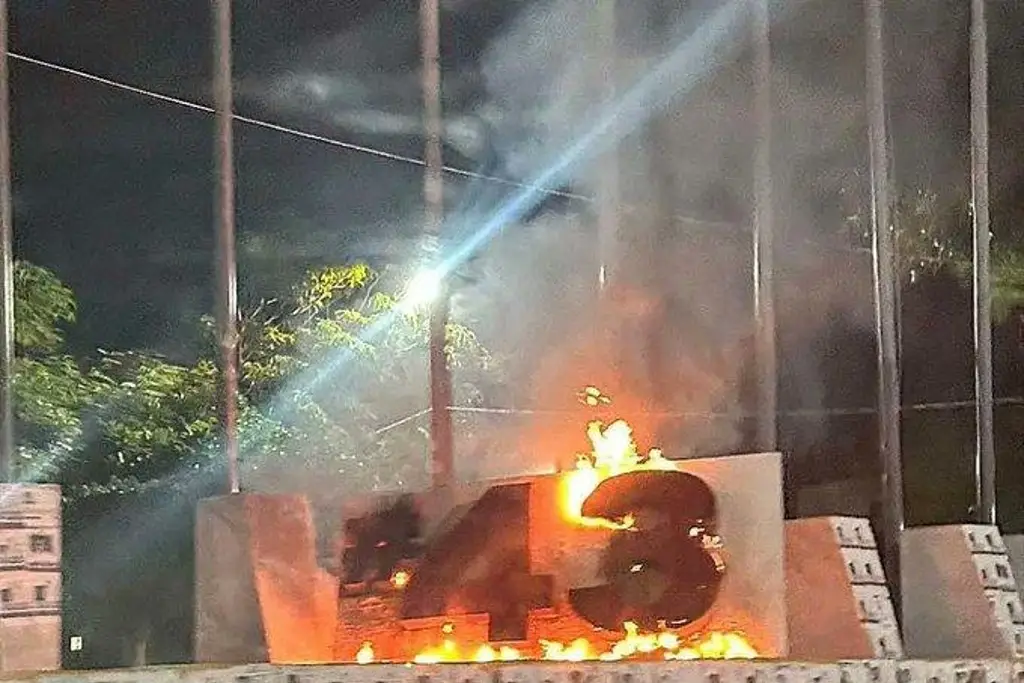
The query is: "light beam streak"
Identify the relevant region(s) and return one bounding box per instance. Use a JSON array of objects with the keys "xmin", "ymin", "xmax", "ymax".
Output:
[{"xmin": 257, "ymin": 0, "xmax": 755, "ymax": 451}]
